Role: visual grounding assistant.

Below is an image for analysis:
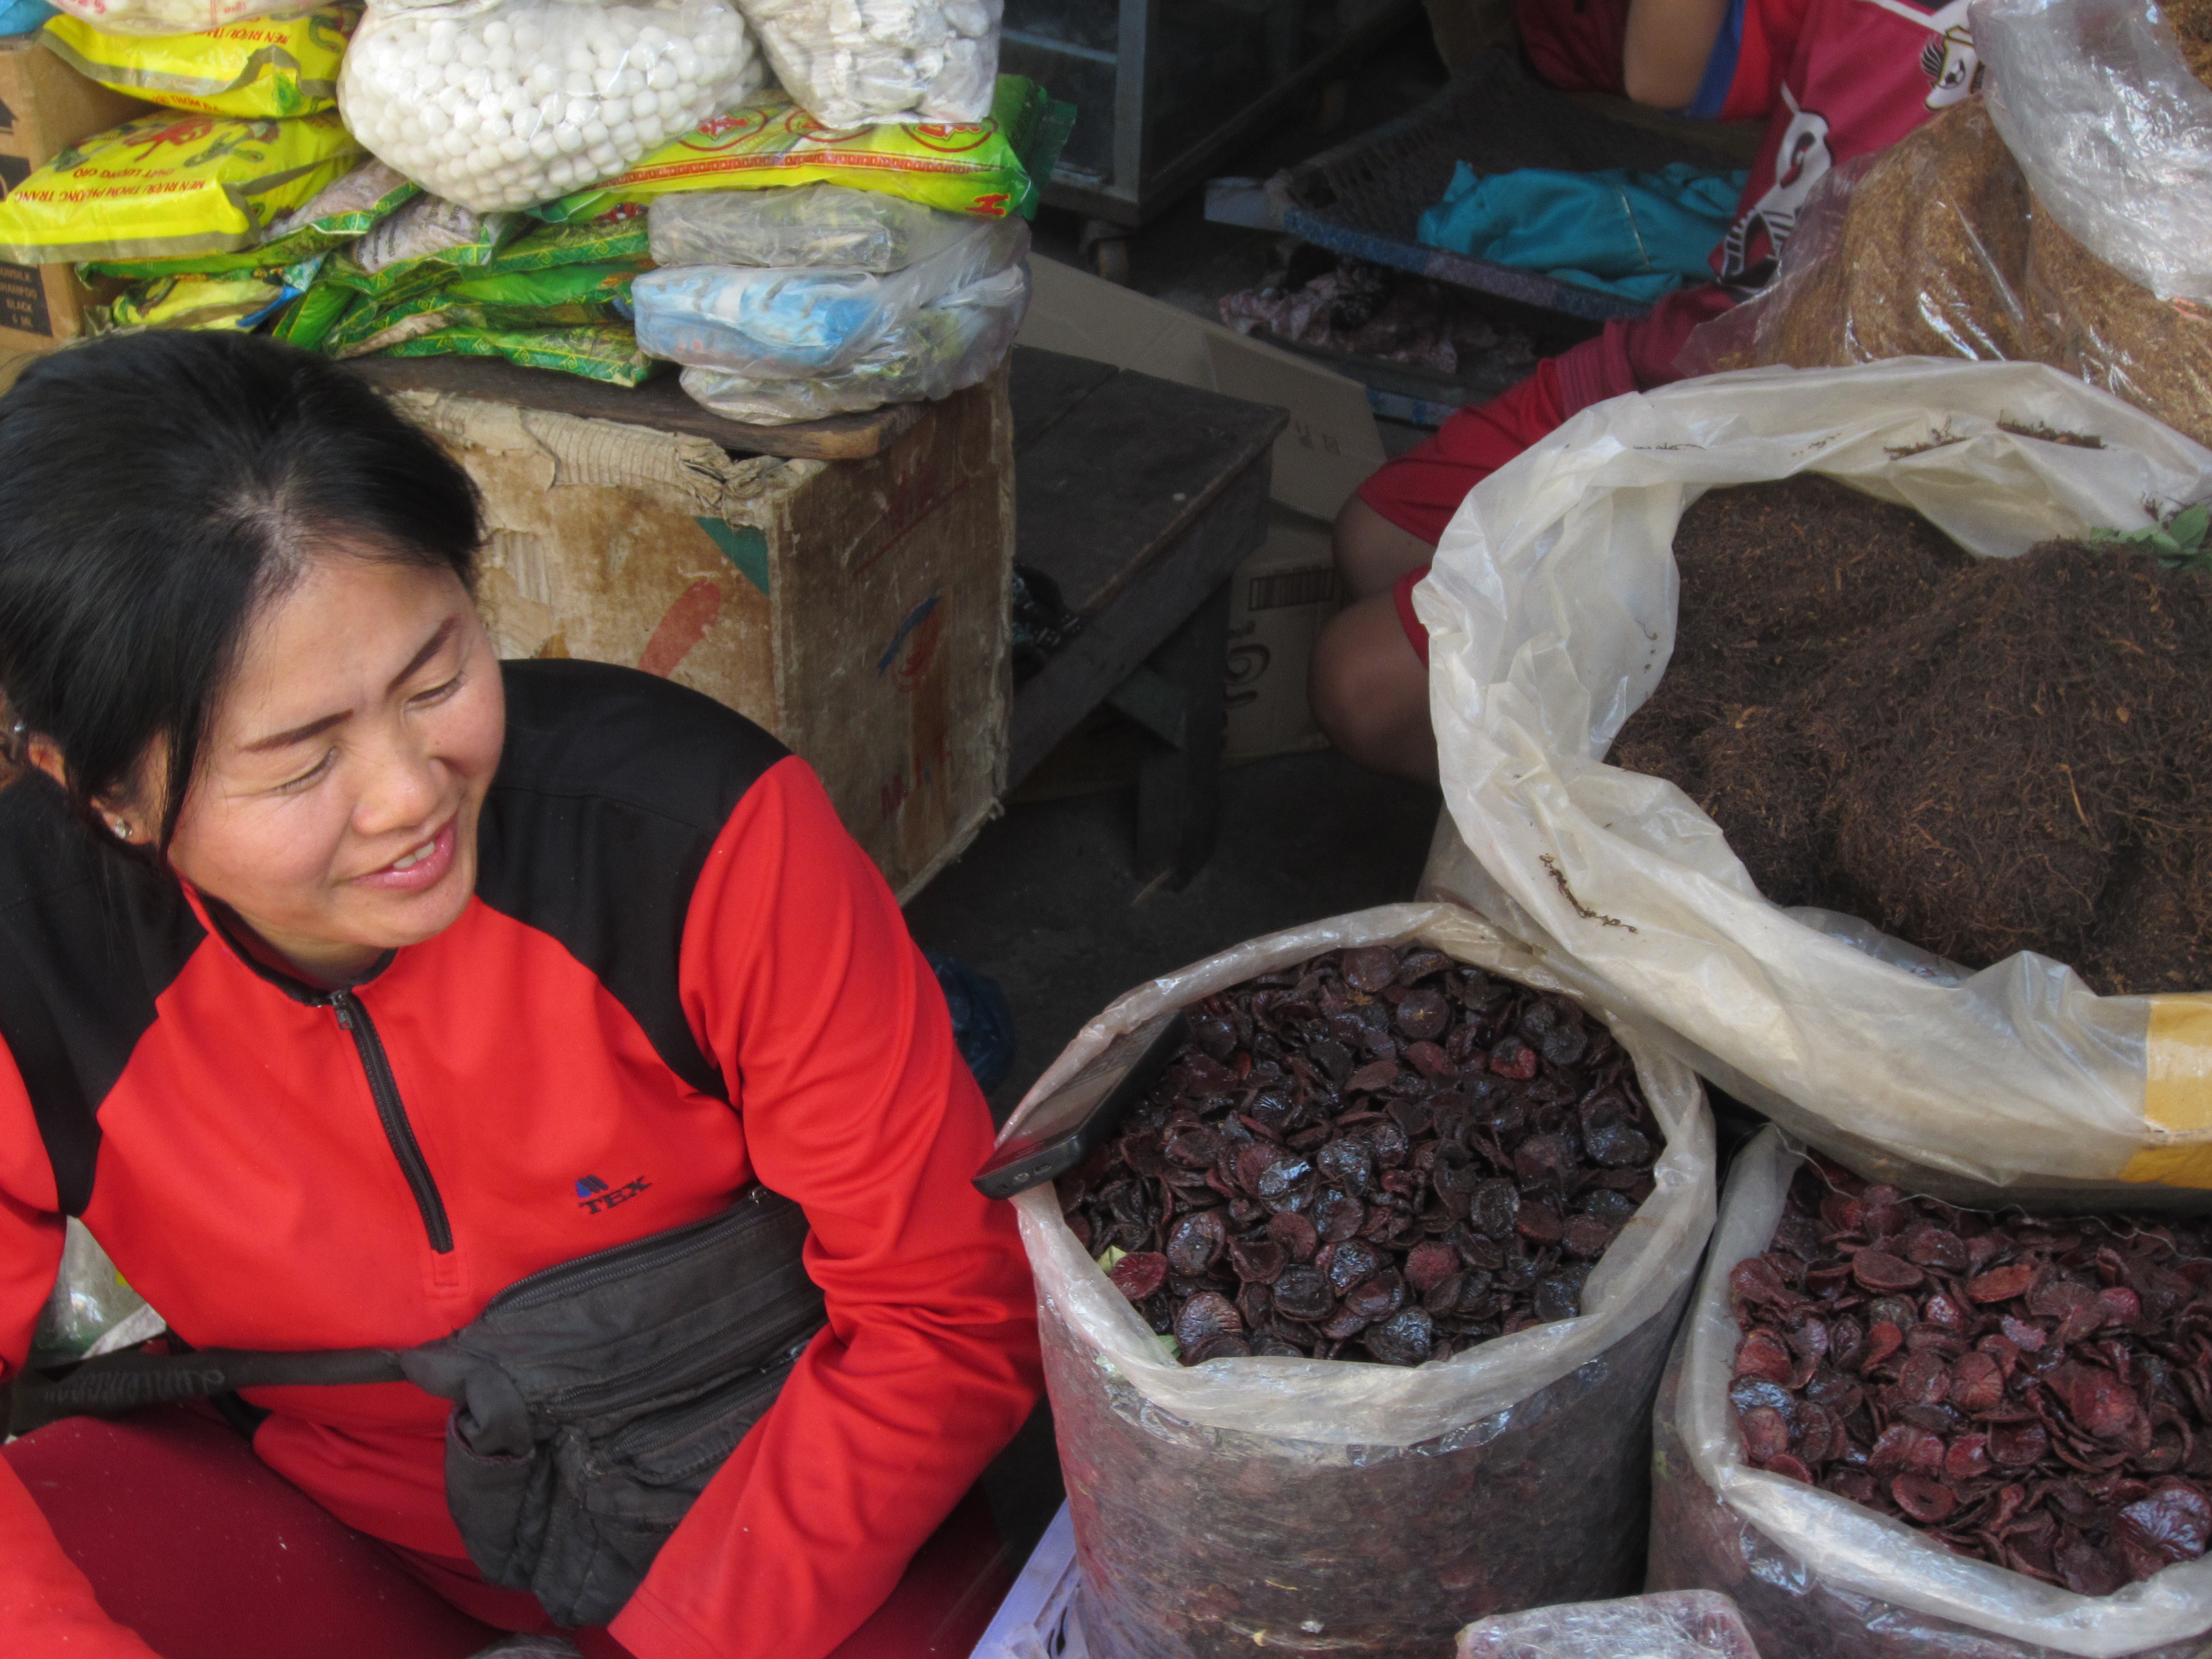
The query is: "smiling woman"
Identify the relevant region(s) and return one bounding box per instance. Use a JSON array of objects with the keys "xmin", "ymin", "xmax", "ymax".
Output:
[{"xmin": 0, "ymin": 335, "xmax": 1040, "ymax": 1659}]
